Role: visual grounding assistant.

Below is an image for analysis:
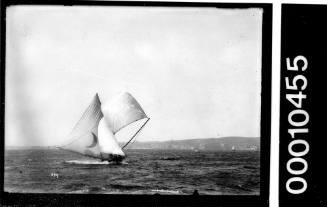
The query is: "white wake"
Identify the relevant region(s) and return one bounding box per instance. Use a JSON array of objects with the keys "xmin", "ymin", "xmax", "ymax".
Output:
[{"xmin": 64, "ymin": 160, "xmax": 128, "ymax": 165}]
